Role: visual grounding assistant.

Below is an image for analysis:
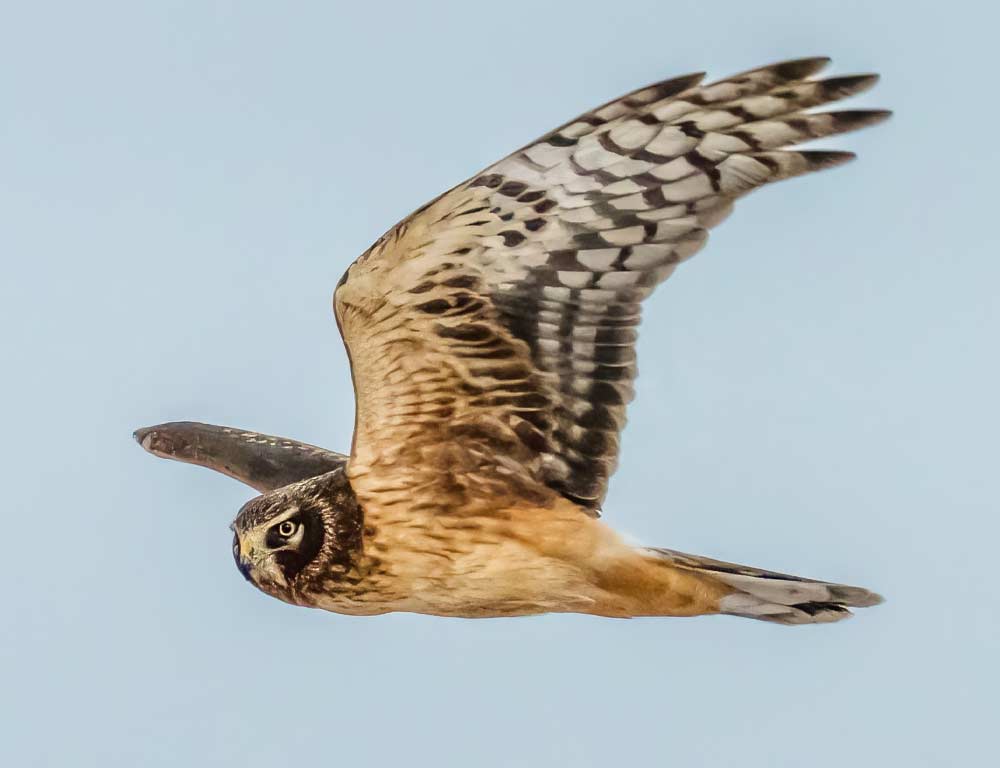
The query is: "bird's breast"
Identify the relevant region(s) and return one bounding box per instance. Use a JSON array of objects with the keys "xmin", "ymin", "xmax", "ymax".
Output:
[{"xmin": 304, "ymin": 498, "xmax": 609, "ymax": 618}]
